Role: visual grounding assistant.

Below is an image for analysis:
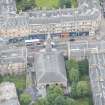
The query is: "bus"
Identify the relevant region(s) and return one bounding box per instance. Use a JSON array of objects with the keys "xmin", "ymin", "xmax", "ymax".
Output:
[{"xmin": 25, "ymin": 39, "xmax": 41, "ymax": 46}]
